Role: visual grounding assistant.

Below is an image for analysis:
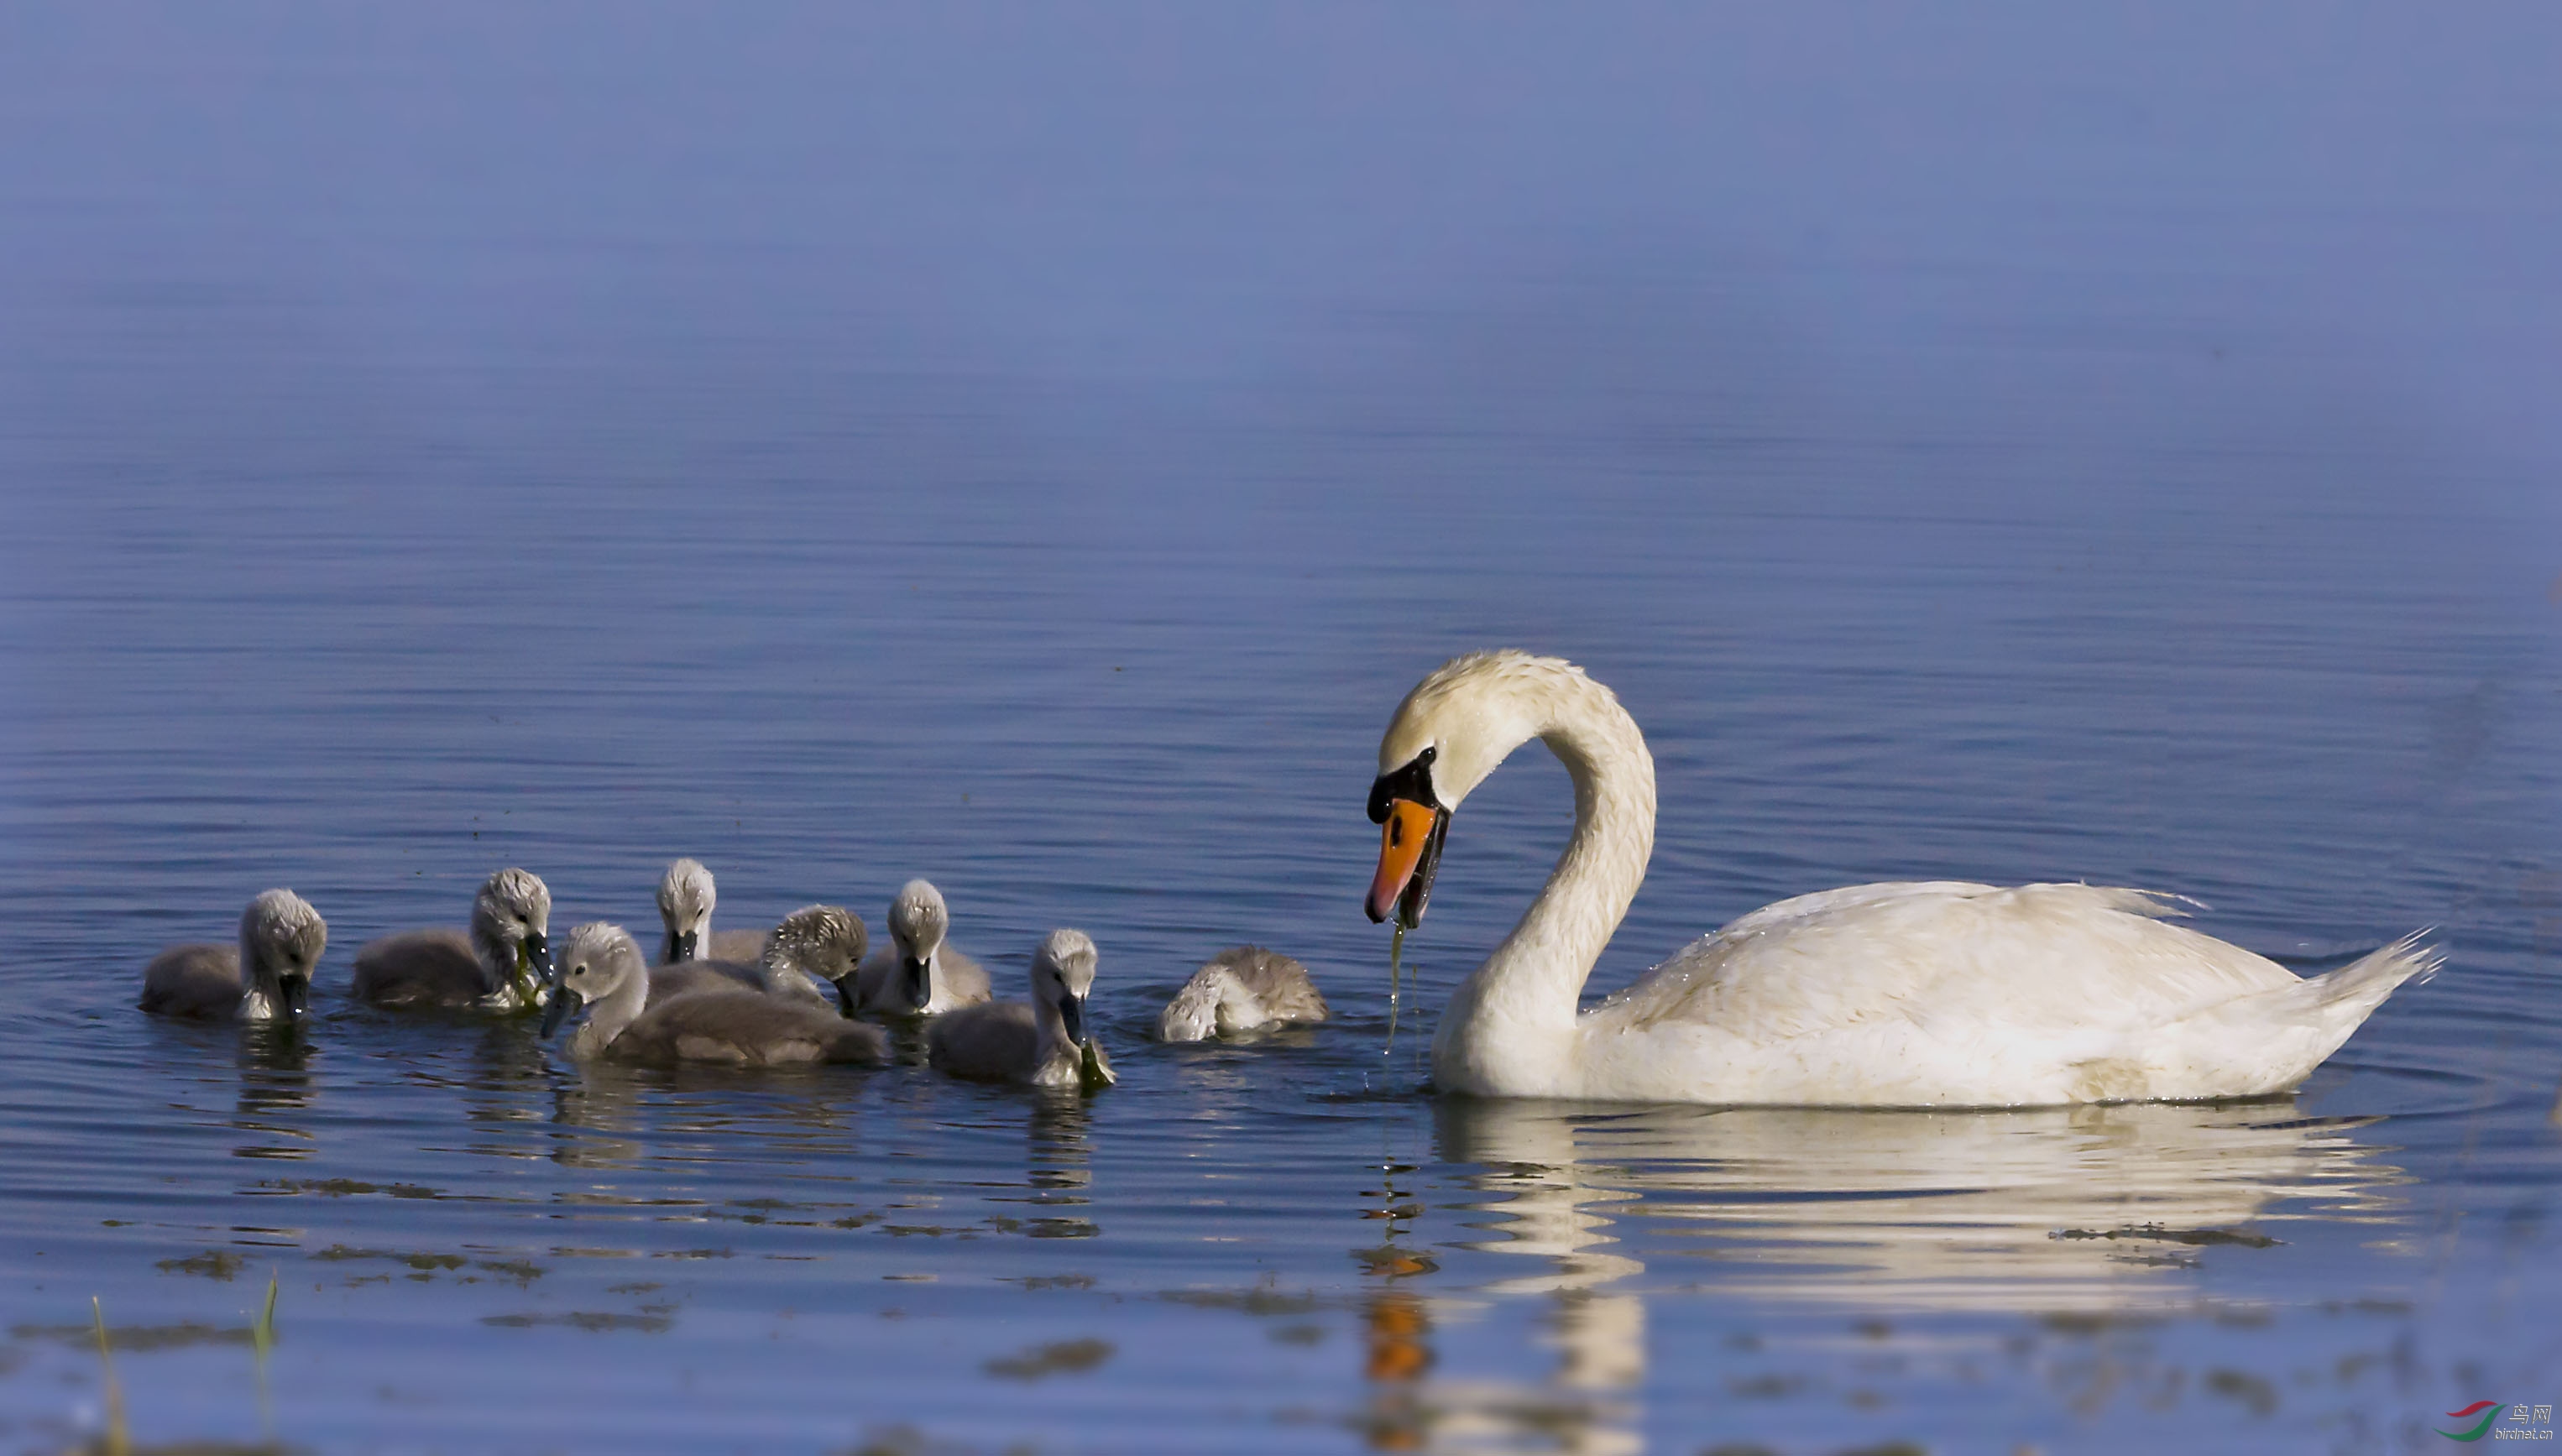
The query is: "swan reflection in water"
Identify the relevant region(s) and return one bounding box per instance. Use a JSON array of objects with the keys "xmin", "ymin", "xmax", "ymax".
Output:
[{"xmin": 1353, "ymin": 1096, "xmax": 2408, "ymax": 1452}]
